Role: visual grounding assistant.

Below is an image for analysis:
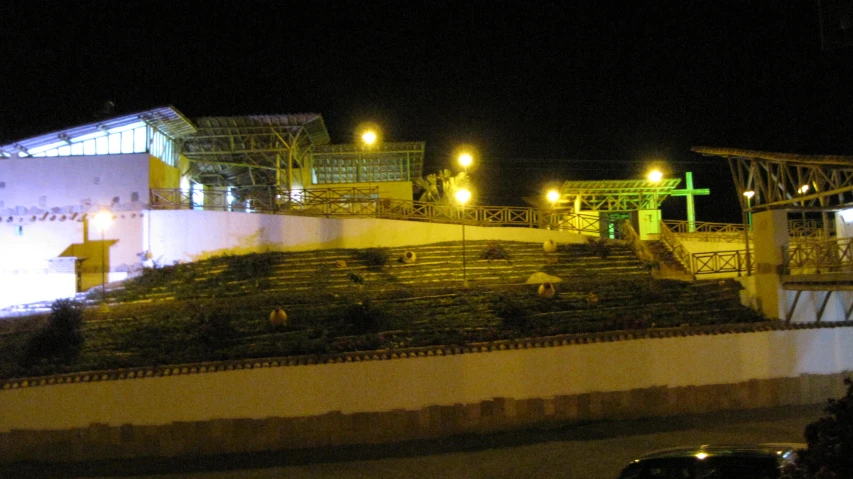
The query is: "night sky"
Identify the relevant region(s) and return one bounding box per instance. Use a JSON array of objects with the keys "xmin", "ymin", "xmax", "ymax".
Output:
[{"xmin": 2, "ymin": 1, "xmax": 852, "ymax": 223}]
